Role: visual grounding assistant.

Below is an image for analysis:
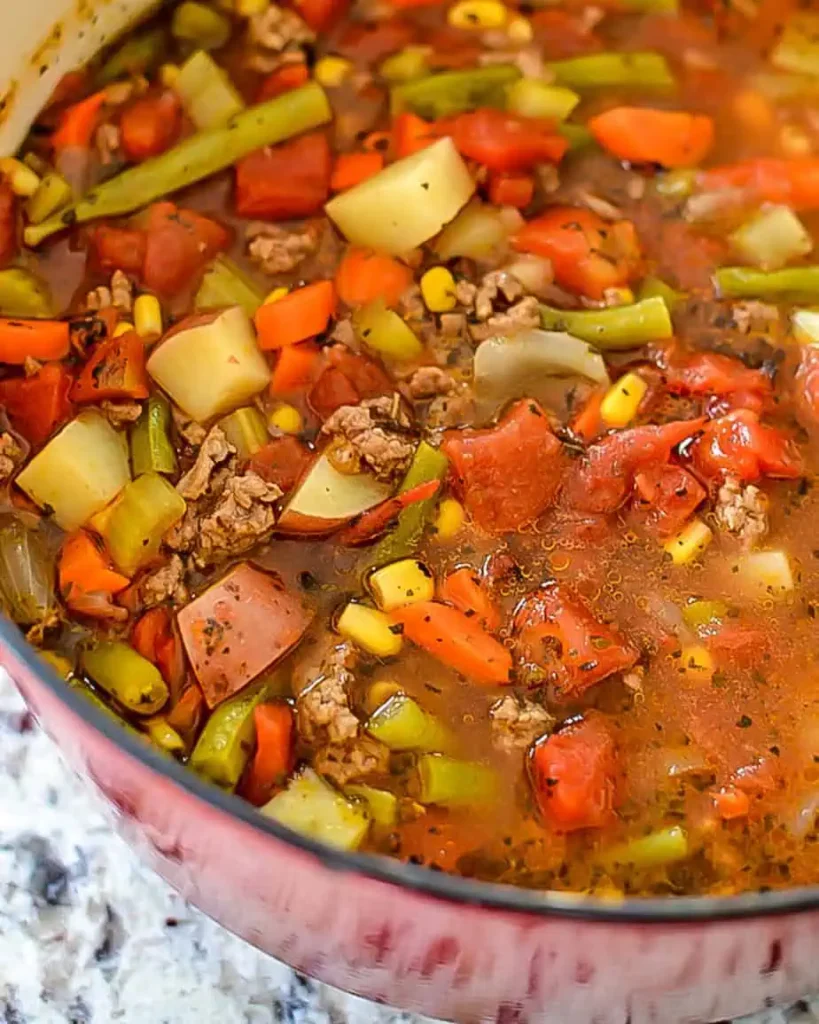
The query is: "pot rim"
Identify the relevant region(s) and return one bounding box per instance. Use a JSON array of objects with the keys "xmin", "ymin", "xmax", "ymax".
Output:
[{"xmin": 8, "ymin": 615, "xmax": 819, "ymax": 925}]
